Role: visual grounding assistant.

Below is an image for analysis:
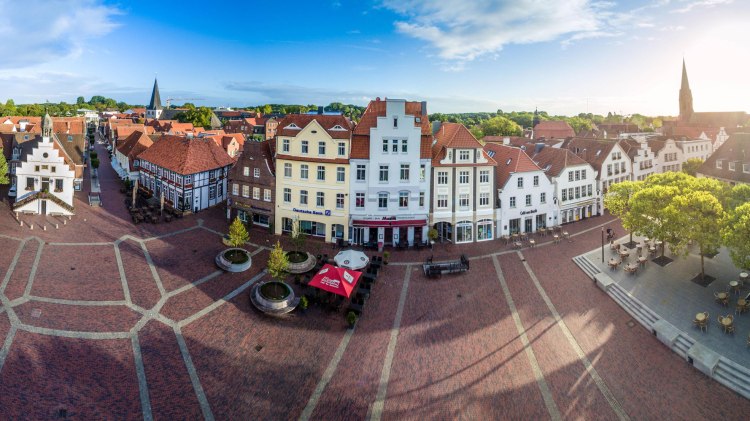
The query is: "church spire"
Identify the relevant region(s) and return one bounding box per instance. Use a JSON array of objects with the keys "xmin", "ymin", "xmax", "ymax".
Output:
[
  {"xmin": 146, "ymin": 78, "xmax": 163, "ymax": 120},
  {"xmin": 679, "ymin": 59, "xmax": 693, "ymax": 122}
]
